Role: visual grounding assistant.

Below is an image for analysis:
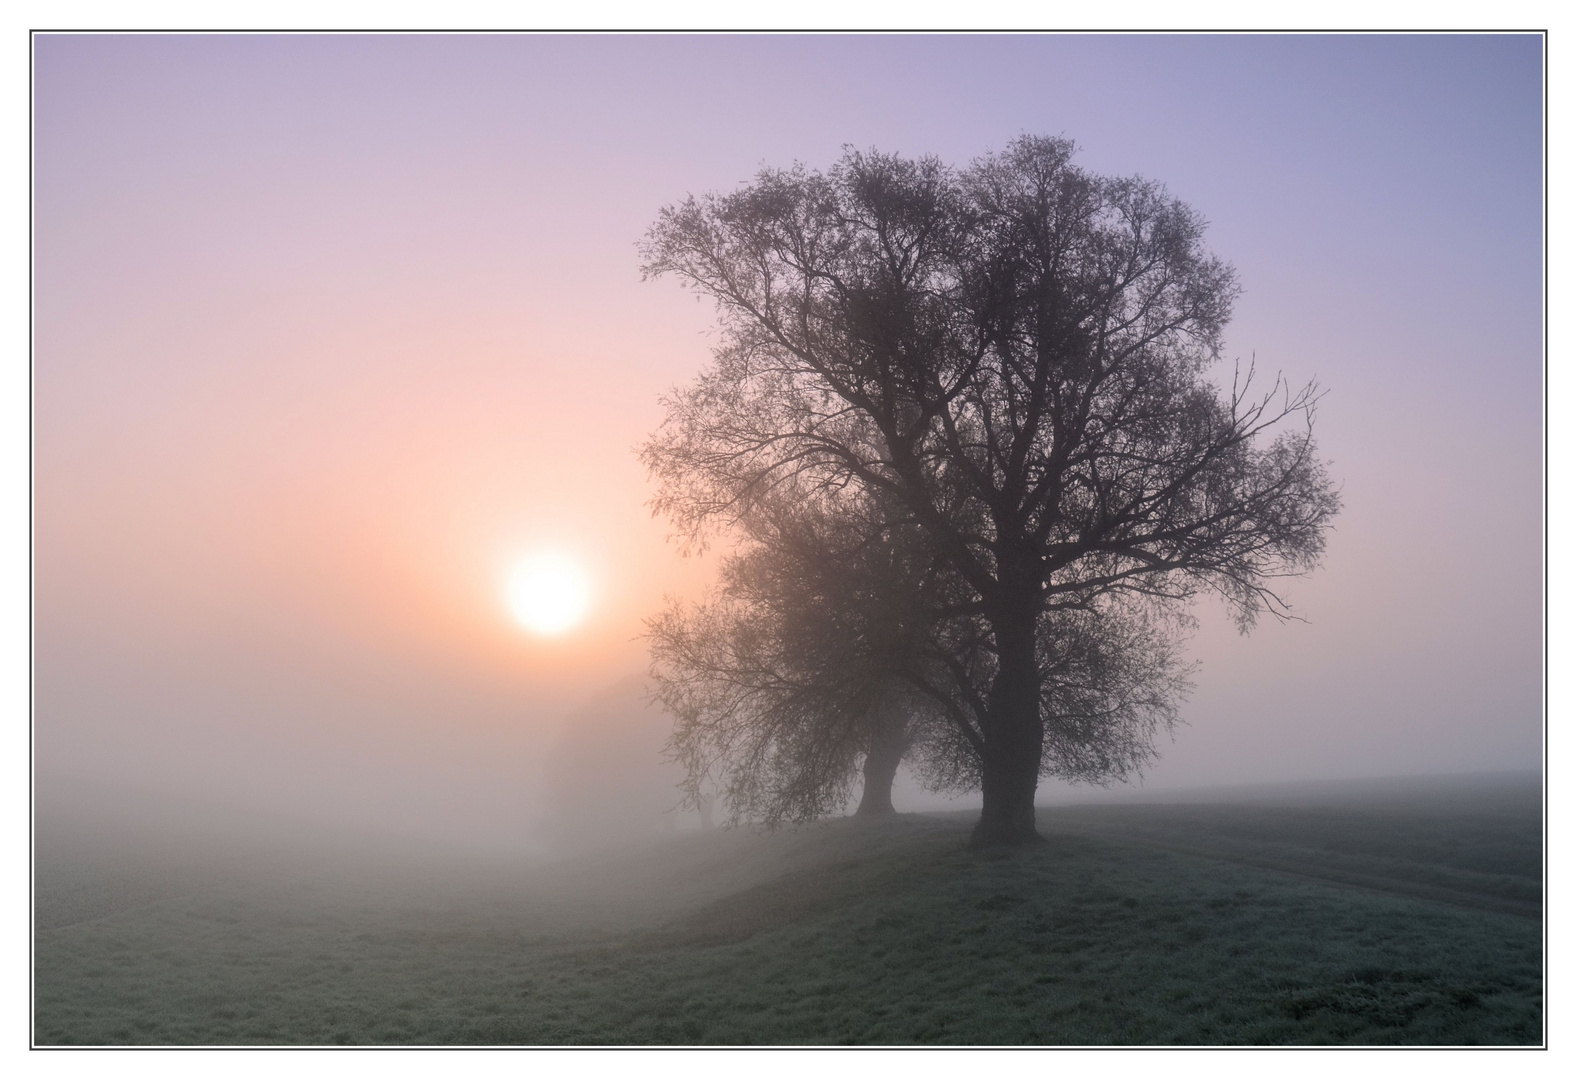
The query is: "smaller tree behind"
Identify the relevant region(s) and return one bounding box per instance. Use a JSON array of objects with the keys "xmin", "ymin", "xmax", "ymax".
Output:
[{"xmin": 649, "ymin": 493, "xmax": 950, "ymax": 826}]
